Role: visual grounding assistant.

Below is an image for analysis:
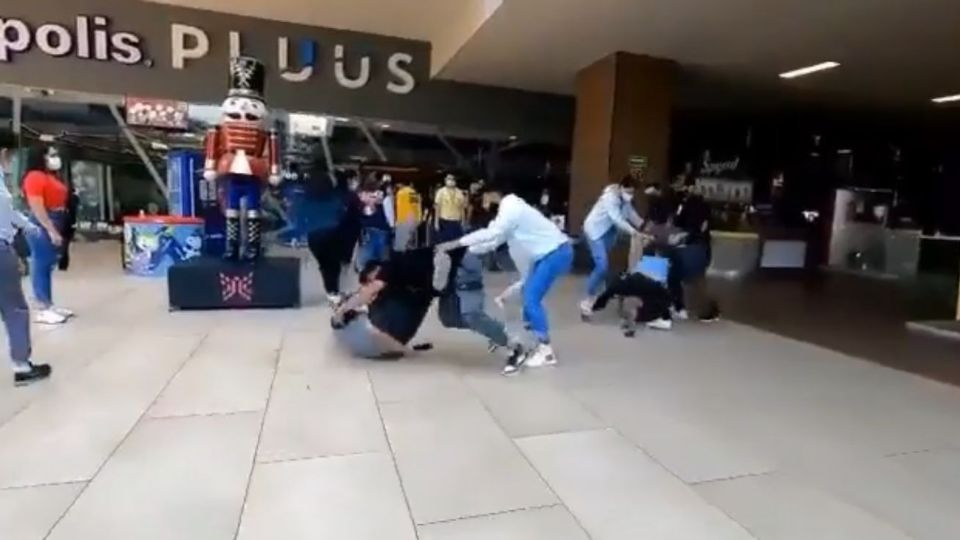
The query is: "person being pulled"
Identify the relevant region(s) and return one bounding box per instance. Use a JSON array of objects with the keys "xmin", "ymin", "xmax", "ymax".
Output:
[
  {"xmin": 589, "ymin": 247, "xmax": 674, "ymax": 335},
  {"xmin": 331, "ymin": 247, "xmax": 527, "ymax": 373}
]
